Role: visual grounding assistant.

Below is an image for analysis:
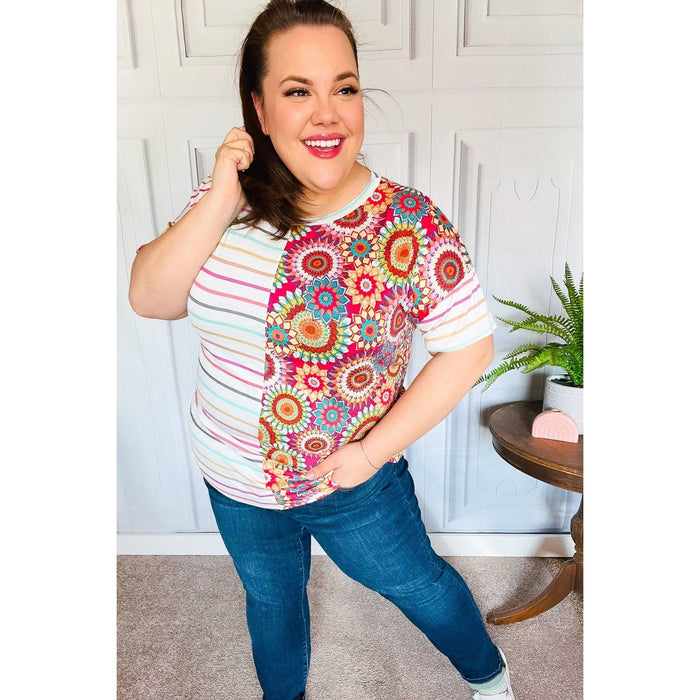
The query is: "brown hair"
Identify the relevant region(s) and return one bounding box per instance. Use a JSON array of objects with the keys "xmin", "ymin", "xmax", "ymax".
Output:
[{"xmin": 236, "ymin": 0, "xmax": 359, "ymax": 239}]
